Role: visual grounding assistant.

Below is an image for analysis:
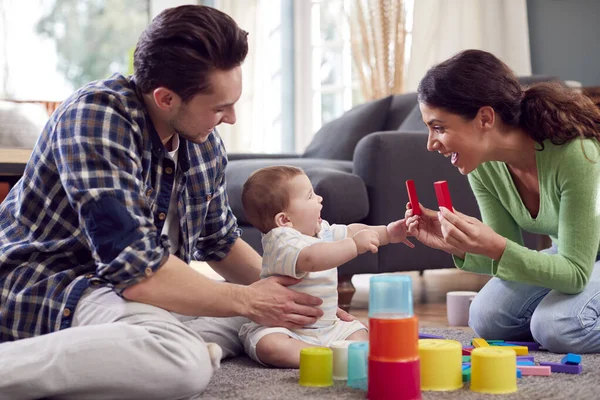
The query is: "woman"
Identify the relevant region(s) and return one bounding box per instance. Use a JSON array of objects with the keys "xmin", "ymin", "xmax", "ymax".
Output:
[{"xmin": 406, "ymin": 49, "xmax": 600, "ymax": 353}]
